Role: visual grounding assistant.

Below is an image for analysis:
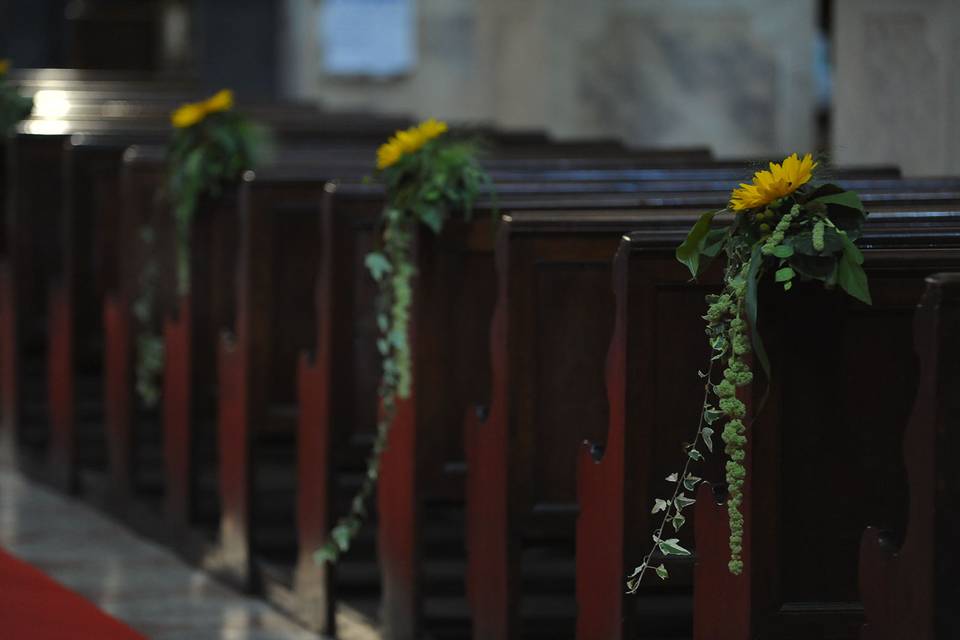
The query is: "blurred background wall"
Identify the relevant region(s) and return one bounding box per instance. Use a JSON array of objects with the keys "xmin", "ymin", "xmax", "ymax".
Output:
[
  {"xmin": 284, "ymin": 0, "xmax": 818, "ymax": 158},
  {"xmin": 0, "ymin": 0, "xmax": 956, "ymax": 173},
  {"xmin": 833, "ymin": 0, "xmax": 960, "ymax": 176}
]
